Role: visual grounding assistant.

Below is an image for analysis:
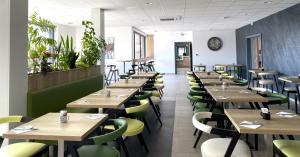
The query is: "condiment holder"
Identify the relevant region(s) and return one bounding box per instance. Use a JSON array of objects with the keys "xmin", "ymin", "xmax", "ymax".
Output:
[
  {"xmin": 222, "ymin": 82, "xmax": 229, "ymax": 90},
  {"xmin": 105, "ymin": 89, "xmax": 111, "ymax": 97},
  {"xmin": 59, "ymin": 110, "xmax": 69, "ymax": 123},
  {"xmin": 207, "ymin": 72, "xmax": 211, "ymax": 75},
  {"xmin": 260, "ymin": 108, "xmax": 271, "ymax": 120},
  {"xmin": 219, "ymin": 75, "xmax": 223, "ymax": 81}
]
